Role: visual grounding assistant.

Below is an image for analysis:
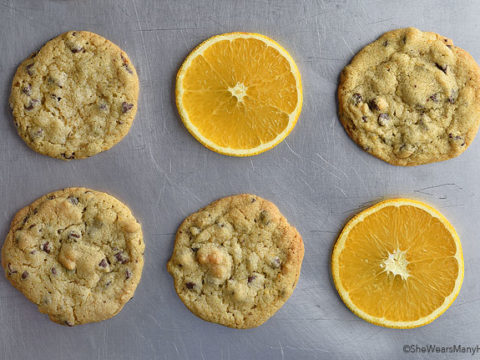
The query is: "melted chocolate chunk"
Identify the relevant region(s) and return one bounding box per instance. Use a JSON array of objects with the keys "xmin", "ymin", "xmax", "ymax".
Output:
[
  {"xmin": 125, "ymin": 269, "xmax": 132, "ymax": 280},
  {"xmin": 21, "ymin": 271, "xmax": 29, "ymax": 280},
  {"xmin": 186, "ymin": 282, "xmax": 195, "ymax": 289},
  {"xmin": 248, "ymin": 275, "xmax": 256, "ymax": 283},
  {"xmin": 51, "ymin": 267, "xmax": 57, "ymax": 275}
]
